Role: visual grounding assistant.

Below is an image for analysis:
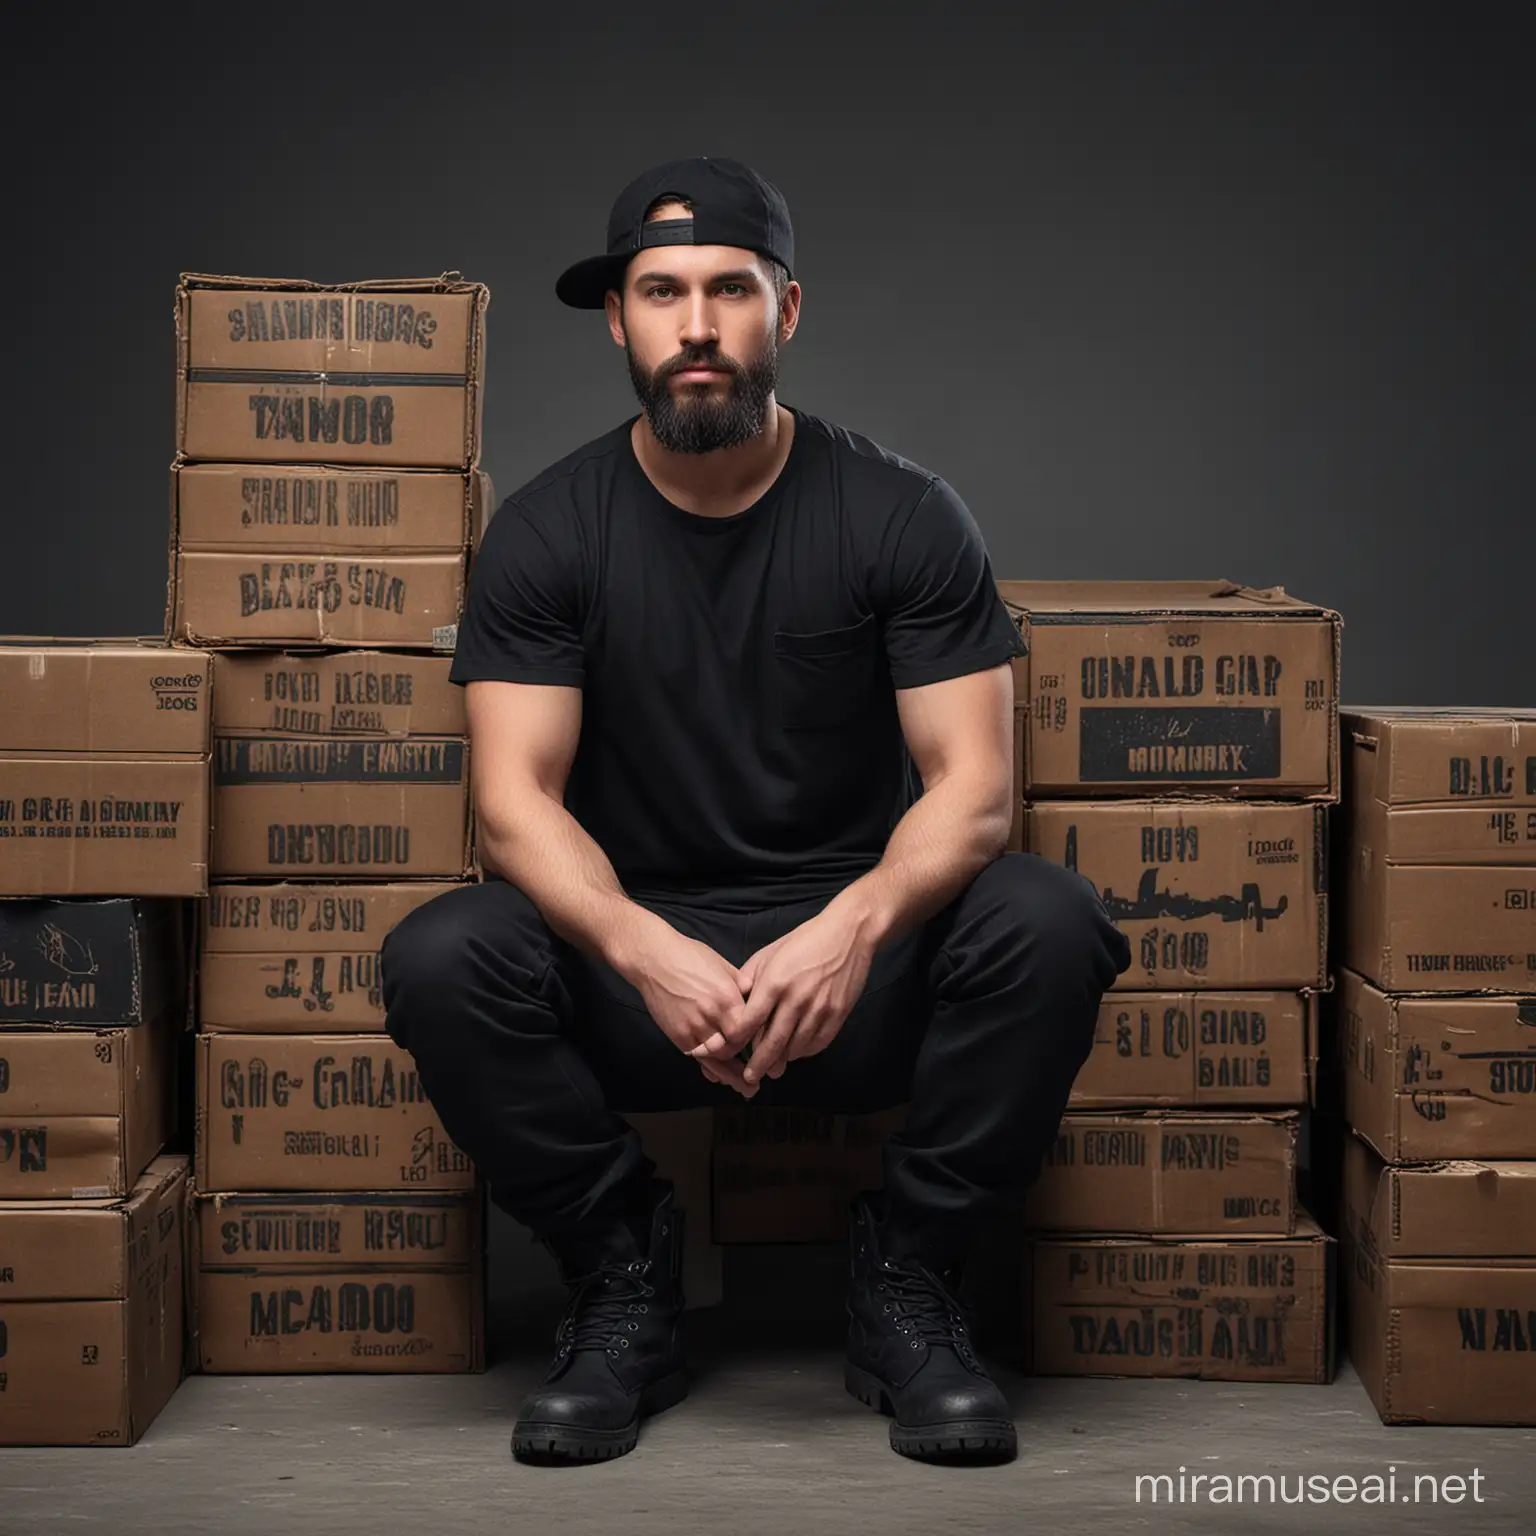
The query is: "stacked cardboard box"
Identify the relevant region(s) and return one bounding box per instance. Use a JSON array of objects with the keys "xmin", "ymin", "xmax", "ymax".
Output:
[
  {"xmin": 0, "ymin": 644, "xmax": 204, "ymax": 1444},
  {"xmin": 165, "ymin": 274, "xmax": 489, "ymax": 1372},
  {"xmin": 1002, "ymin": 581, "xmax": 1341, "ymax": 1384},
  {"xmin": 1335, "ymin": 708, "xmax": 1536, "ymax": 1424}
]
